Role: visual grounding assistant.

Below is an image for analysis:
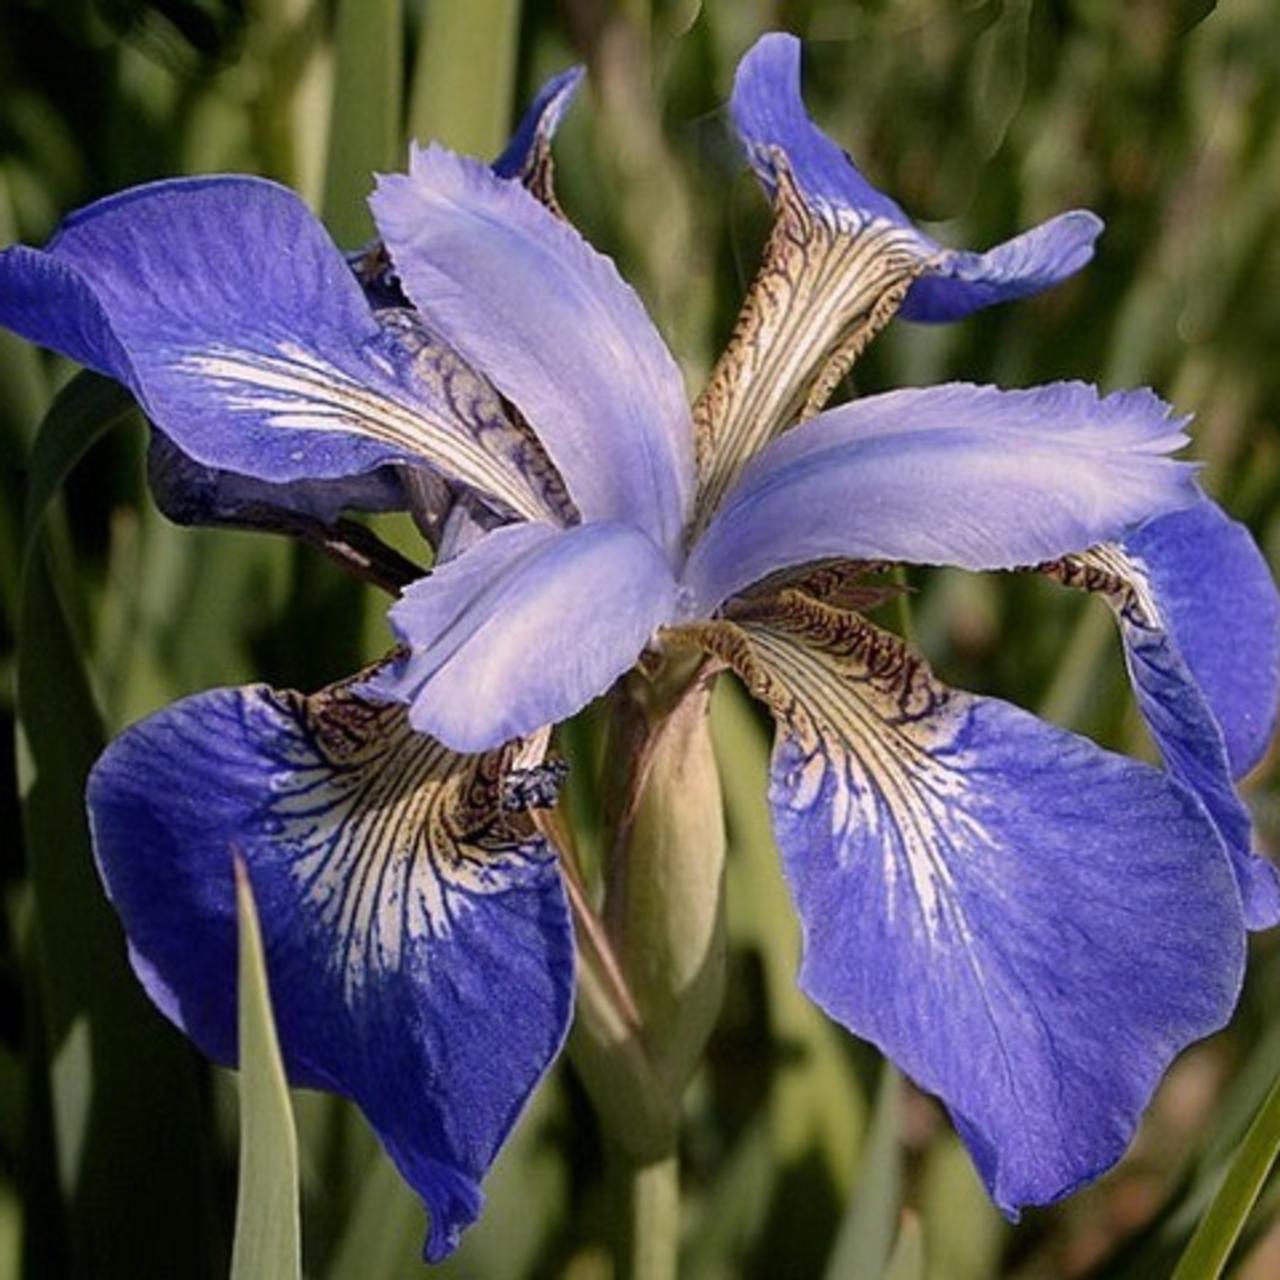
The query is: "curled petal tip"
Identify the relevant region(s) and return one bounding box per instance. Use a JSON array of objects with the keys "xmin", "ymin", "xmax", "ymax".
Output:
[
  {"xmin": 492, "ymin": 64, "xmax": 587, "ymax": 182},
  {"xmin": 732, "ymin": 31, "xmax": 1105, "ymax": 320},
  {"xmin": 905, "ymin": 208, "xmax": 1106, "ymax": 322}
]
